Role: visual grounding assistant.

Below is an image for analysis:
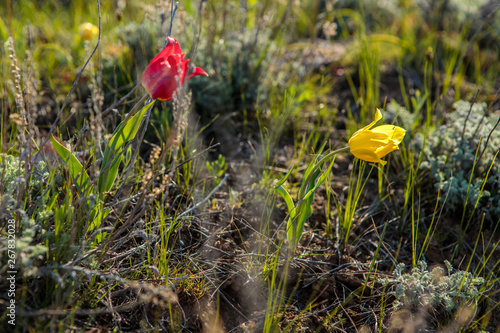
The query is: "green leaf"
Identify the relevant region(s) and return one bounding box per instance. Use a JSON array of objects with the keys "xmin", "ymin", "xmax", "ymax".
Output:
[
  {"xmin": 92, "ymin": 231, "xmax": 108, "ymax": 247},
  {"xmin": 88, "ymin": 206, "xmax": 110, "ymax": 232},
  {"xmin": 274, "ymin": 185, "xmax": 296, "ymax": 220},
  {"xmin": 274, "ymin": 165, "xmax": 295, "ymax": 187},
  {"xmin": 298, "ymin": 143, "xmax": 326, "ymax": 198},
  {"xmin": 109, "ymin": 100, "xmax": 154, "ymax": 153},
  {"xmin": 103, "ymin": 155, "xmax": 122, "ymax": 195},
  {"xmin": 288, "ymin": 155, "xmax": 336, "ymax": 247},
  {"xmin": 98, "ymin": 100, "xmax": 154, "ymax": 194},
  {"xmin": 50, "ymin": 134, "xmax": 91, "ymax": 195}
]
